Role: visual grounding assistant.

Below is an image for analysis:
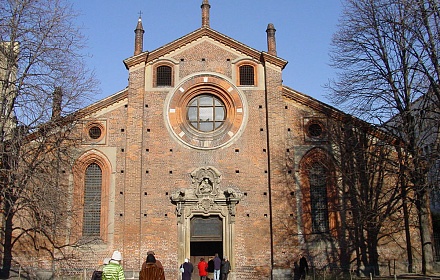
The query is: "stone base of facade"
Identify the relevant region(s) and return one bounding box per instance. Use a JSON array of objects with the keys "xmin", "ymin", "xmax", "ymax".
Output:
[{"xmin": 272, "ymin": 268, "xmax": 293, "ymax": 280}]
